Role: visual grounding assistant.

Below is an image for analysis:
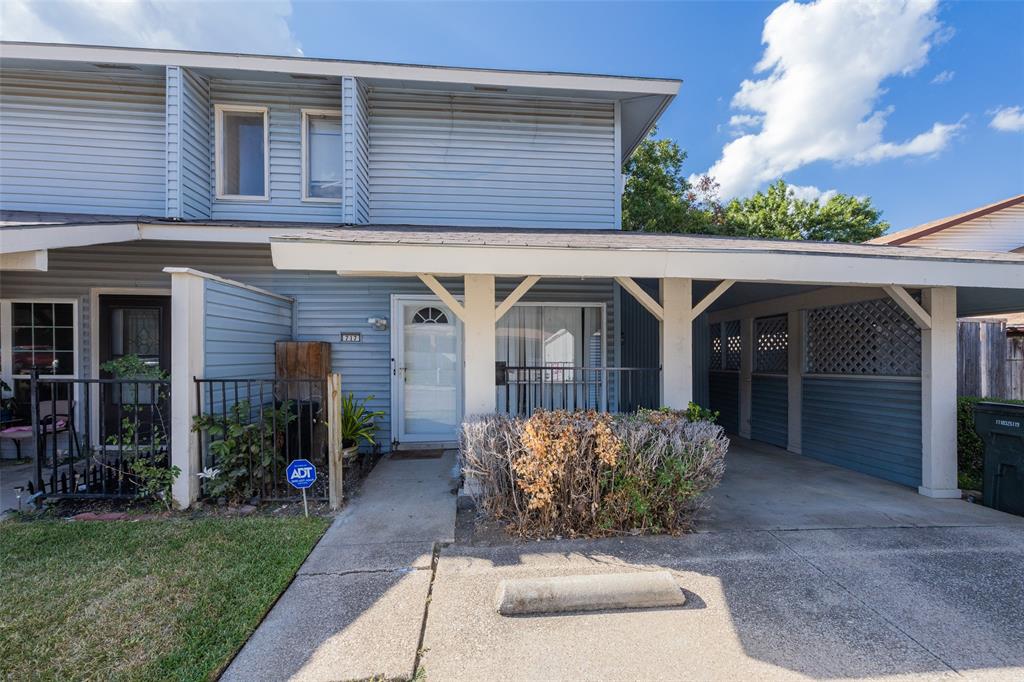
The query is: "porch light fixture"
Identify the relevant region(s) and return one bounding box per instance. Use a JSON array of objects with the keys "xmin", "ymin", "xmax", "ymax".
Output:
[{"xmin": 367, "ymin": 316, "xmax": 389, "ymax": 331}]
